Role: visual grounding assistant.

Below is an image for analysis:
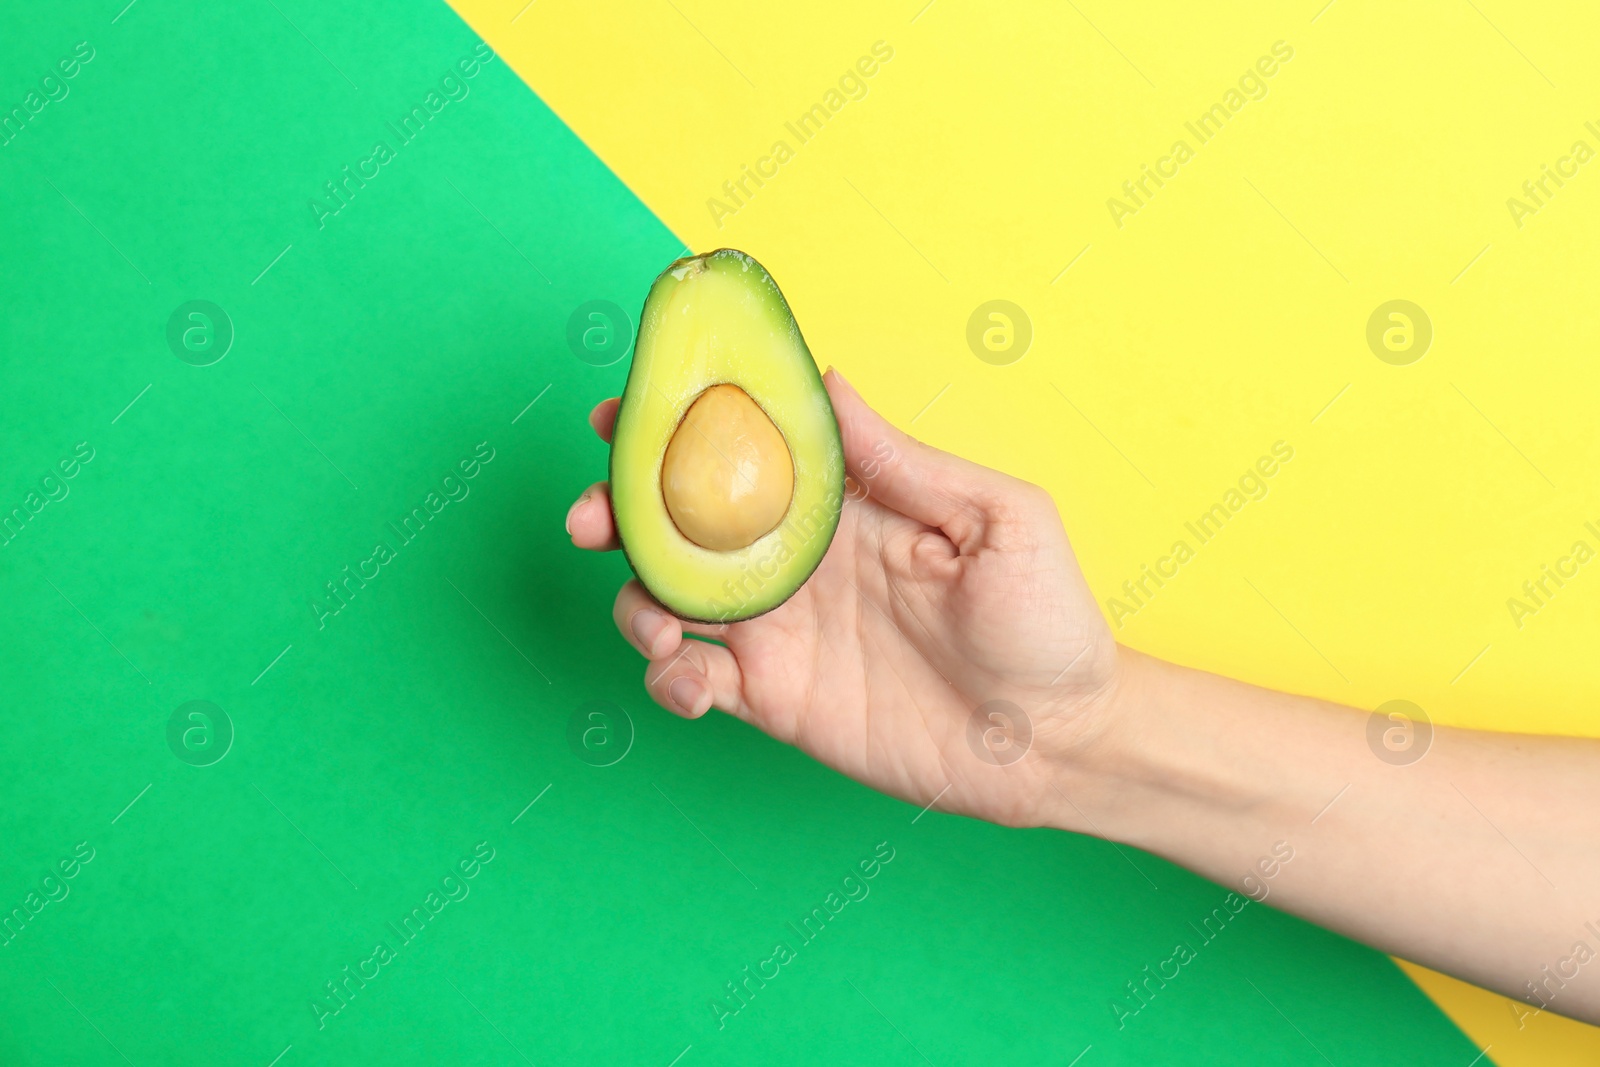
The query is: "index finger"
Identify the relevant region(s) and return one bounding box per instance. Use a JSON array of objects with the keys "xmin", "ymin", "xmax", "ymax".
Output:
[{"xmin": 589, "ymin": 398, "xmax": 620, "ymax": 444}]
